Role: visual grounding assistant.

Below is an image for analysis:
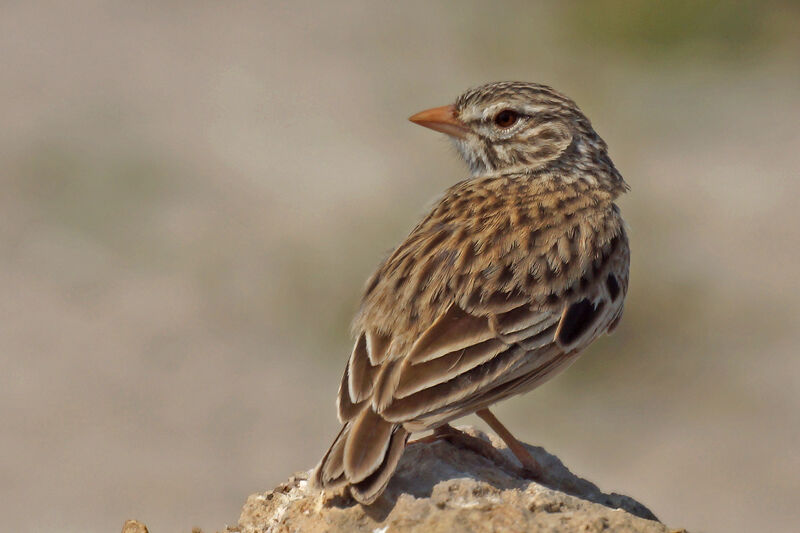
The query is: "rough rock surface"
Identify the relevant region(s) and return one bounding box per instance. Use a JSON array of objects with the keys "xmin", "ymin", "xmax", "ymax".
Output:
[
  {"xmin": 236, "ymin": 426, "xmax": 684, "ymax": 533},
  {"xmin": 121, "ymin": 520, "xmax": 149, "ymax": 533}
]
